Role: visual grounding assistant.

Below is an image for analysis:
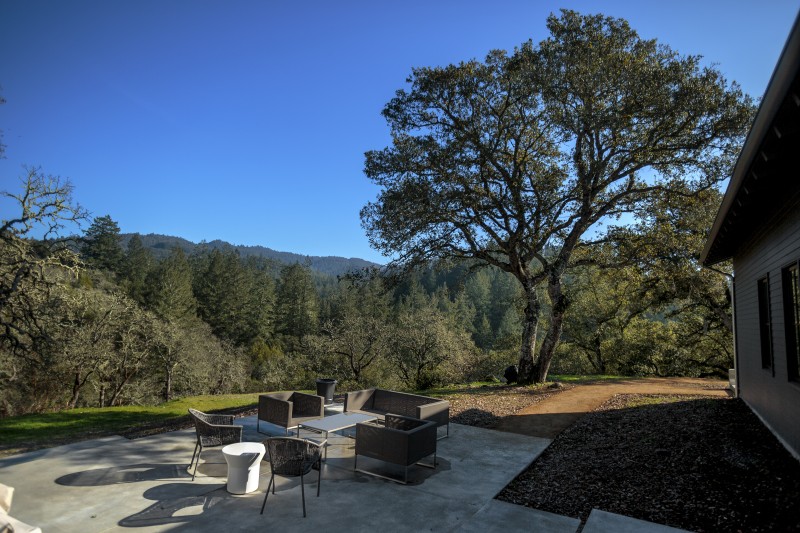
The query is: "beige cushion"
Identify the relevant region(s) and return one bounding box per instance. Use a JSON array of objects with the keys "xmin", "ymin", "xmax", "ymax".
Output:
[
  {"xmin": 0, "ymin": 484, "xmax": 42, "ymax": 533},
  {"xmin": 0, "ymin": 515, "xmax": 14, "ymax": 533},
  {"xmin": 0, "ymin": 483, "xmax": 12, "ymax": 514},
  {"xmin": 2, "ymin": 513, "xmax": 43, "ymax": 533}
]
